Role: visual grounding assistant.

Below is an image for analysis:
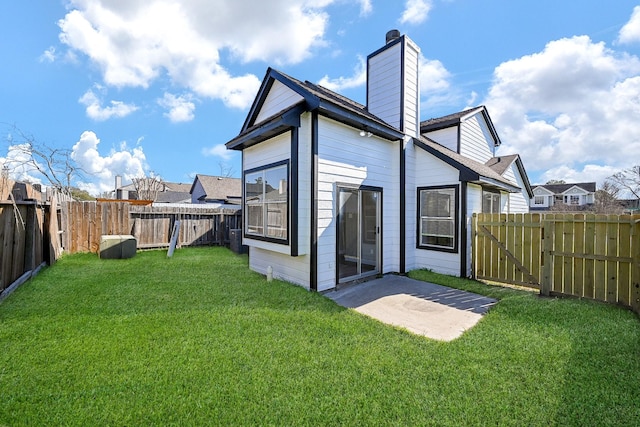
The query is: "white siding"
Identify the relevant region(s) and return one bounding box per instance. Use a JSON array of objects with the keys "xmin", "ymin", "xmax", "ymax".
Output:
[
  {"xmin": 503, "ymin": 163, "xmax": 529, "ymax": 213},
  {"xmin": 242, "ymin": 127, "xmax": 312, "ymax": 287},
  {"xmin": 255, "ymin": 81, "xmax": 304, "ymax": 124},
  {"xmin": 368, "ymin": 42, "xmax": 402, "ymax": 129},
  {"xmin": 297, "ymin": 113, "xmax": 312, "ymax": 256},
  {"xmin": 243, "ymin": 131, "xmax": 292, "ymax": 259},
  {"xmin": 250, "ymin": 249, "xmax": 311, "ymax": 289},
  {"xmin": 408, "ymin": 145, "xmax": 462, "ymax": 276},
  {"xmin": 459, "ymin": 113, "xmax": 495, "ymax": 163},
  {"xmin": 466, "ymin": 184, "xmax": 483, "ymax": 277},
  {"xmin": 422, "ymin": 127, "xmax": 458, "ymax": 152},
  {"xmin": 367, "ymin": 37, "xmax": 420, "ymax": 138},
  {"xmin": 402, "ymin": 40, "xmax": 420, "ymax": 138},
  {"xmin": 316, "ymin": 117, "xmax": 400, "ymax": 291}
]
